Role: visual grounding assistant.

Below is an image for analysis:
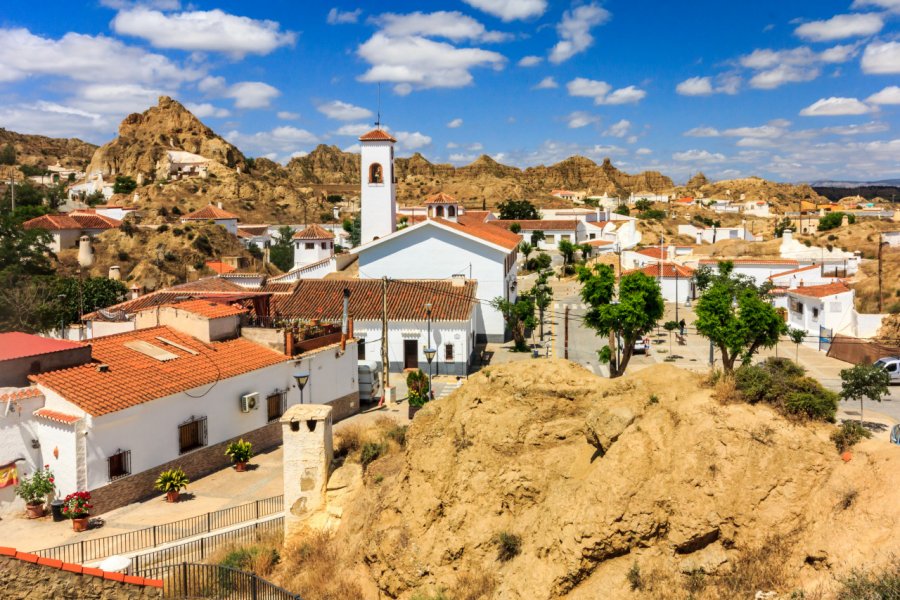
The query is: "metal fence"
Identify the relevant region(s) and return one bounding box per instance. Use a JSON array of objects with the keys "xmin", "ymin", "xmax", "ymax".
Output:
[
  {"xmin": 33, "ymin": 495, "xmax": 283, "ymax": 564},
  {"xmin": 139, "ymin": 562, "xmax": 300, "ymax": 600},
  {"xmin": 130, "ymin": 517, "xmax": 284, "ymax": 571}
]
